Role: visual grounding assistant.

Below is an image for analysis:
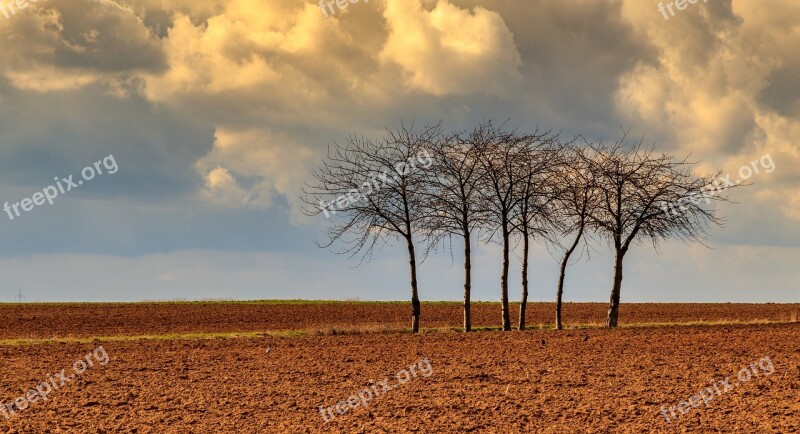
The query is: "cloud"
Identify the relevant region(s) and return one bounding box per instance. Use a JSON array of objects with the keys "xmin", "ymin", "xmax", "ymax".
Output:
[
  {"xmin": 140, "ymin": 0, "xmax": 377, "ymax": 116},
  {"xmin": 613, "ymin": 0, "xmax": 800, "ymax": 222},
  {"xmin": 198, "ymin": 166, "xmax": 259, "ymax": 208},
  {"xmin": 195, "ymin": 128, "xmax": 315, "ymax": 219},
  {"xmin": 379, "ymin": 0, "xmax": 523, "ymax": 96},
  {"xmin": 0, "ymin": 0, "xmax": 165, "ymax": 93}
]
